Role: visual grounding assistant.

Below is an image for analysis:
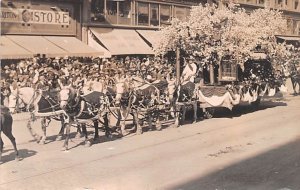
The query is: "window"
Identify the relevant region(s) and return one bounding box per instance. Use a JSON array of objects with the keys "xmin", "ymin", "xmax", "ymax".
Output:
[
  {"xmin": 258, "ymin": 0, "xmax": 265, "ymax": 5},
  {"xmin": 293, "ymin": 20, "xmax": 300, "ymax": 35},
  {"xmin": 160, "ymin": 5, "xmax": 171, "ymax": 26},
  {"xmin": 287, "ymin": 19, "xmax": 293, "ymax": 34},
  {"xmin": 293, "ymin": 20, "xmax": 298, "ymax": 34},
  {"xmin": 174, "ymin": 6, "xmax": 188, "ymax": 21},
  {"xmin": 295, "ymin": 0, "xmax": 299, "ymax": 10},
  {"xmin": 246, "ymin": 0, "xmax": 256, "ymax": 4},
  {"xmin": 276, "ymin": 0, "xmax": 284, "ymax": 8},
  {"xmin": 137, "ymin": 2, "xmax": 149, "ymax": 26},
  {"xmin": 106, "ymin": 0, "xmax": 118, "ymax": 24},
  {"xmin": 91, "ymin": 0, "xmax": 105, "ymax": 22},
  {"xmin": 150, "ymin": 4, "xmax": 159, "ymax": 26},
  {"xmin": 119, "ymin": 1, "xmax": 131, "ymax": 25}
]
